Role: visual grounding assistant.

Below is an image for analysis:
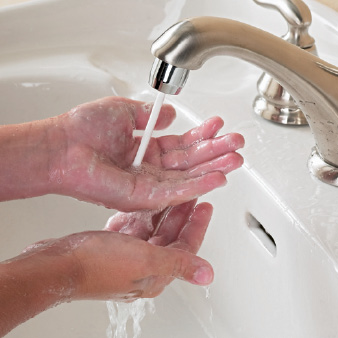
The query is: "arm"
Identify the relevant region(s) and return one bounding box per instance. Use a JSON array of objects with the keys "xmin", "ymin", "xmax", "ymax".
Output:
[
  {"xmin": 0, "ymin": 248, "xmax": 77, "ymax": 336},
  {"xmin": 0, "ymin": 119, "xmax": 63, "ymax": 201},
  {"xmin": 0, "ymin": 200, "xmax": 213, "ymax": 337}
]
